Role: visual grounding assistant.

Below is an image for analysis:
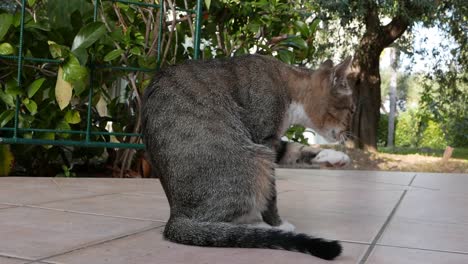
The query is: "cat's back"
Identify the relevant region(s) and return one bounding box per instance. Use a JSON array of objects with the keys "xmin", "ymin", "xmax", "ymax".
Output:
[
  {"xmin": 142, "ymin": 54, "xmax": 290, "ymax": 144},
  {"xmin": 144, "ymin": 54, "xmax": 284, "ymax": 100}
]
